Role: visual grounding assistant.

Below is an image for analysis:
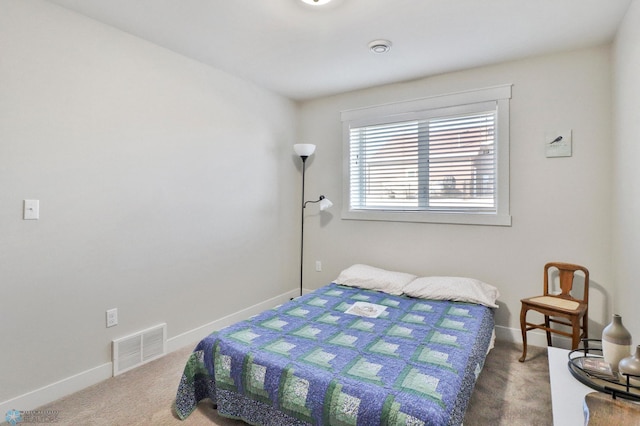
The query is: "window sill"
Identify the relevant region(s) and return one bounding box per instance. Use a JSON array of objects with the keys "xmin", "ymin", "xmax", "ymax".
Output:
[{"xmin": 341, "ymin": 209, "xmax": 512, "ymax": 226}]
